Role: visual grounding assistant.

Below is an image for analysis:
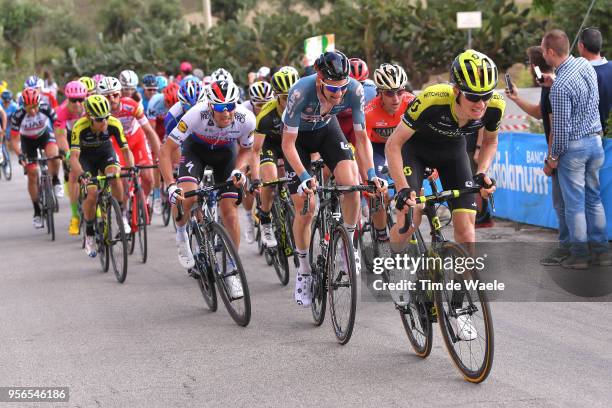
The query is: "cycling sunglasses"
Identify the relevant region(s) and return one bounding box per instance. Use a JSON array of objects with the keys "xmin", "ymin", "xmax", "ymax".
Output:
[
  {"xmin": 69, "ymin": 98, "xmax": 85, "ymax": 103},
  {"xmin": 211, "ymin": 103, "xmax": 236, "ymax": 112},
  {"xmin": 93, "ymin": 116, "xmax": 110, "ymax": 123},
  {"xmin": 108, "ymin": 92, "xmax": 121, "ymax": 99},
  {"xmin": 321, "ymin": 80, "xmax": 349, "ymax": 93},
  {"xmin": 462, "ymin": 91, "xmax": 494, "ymax": 103},
  {"xmin": 382, "ymin": 89, "xmax": 406, "ymax": 97}
]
